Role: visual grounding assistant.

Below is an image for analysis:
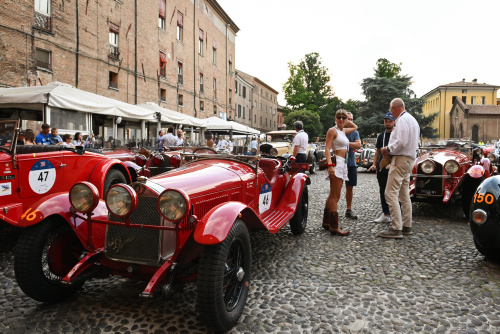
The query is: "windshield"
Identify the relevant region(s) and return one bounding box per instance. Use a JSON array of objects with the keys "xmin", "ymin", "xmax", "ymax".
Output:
[
  {"xmin": 0, "ymin": 120, "xmax": 18, "ymax": 152},
  {"xmin": 267, "ymin": 134, "xmax": 294, "ymax": 142}
]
